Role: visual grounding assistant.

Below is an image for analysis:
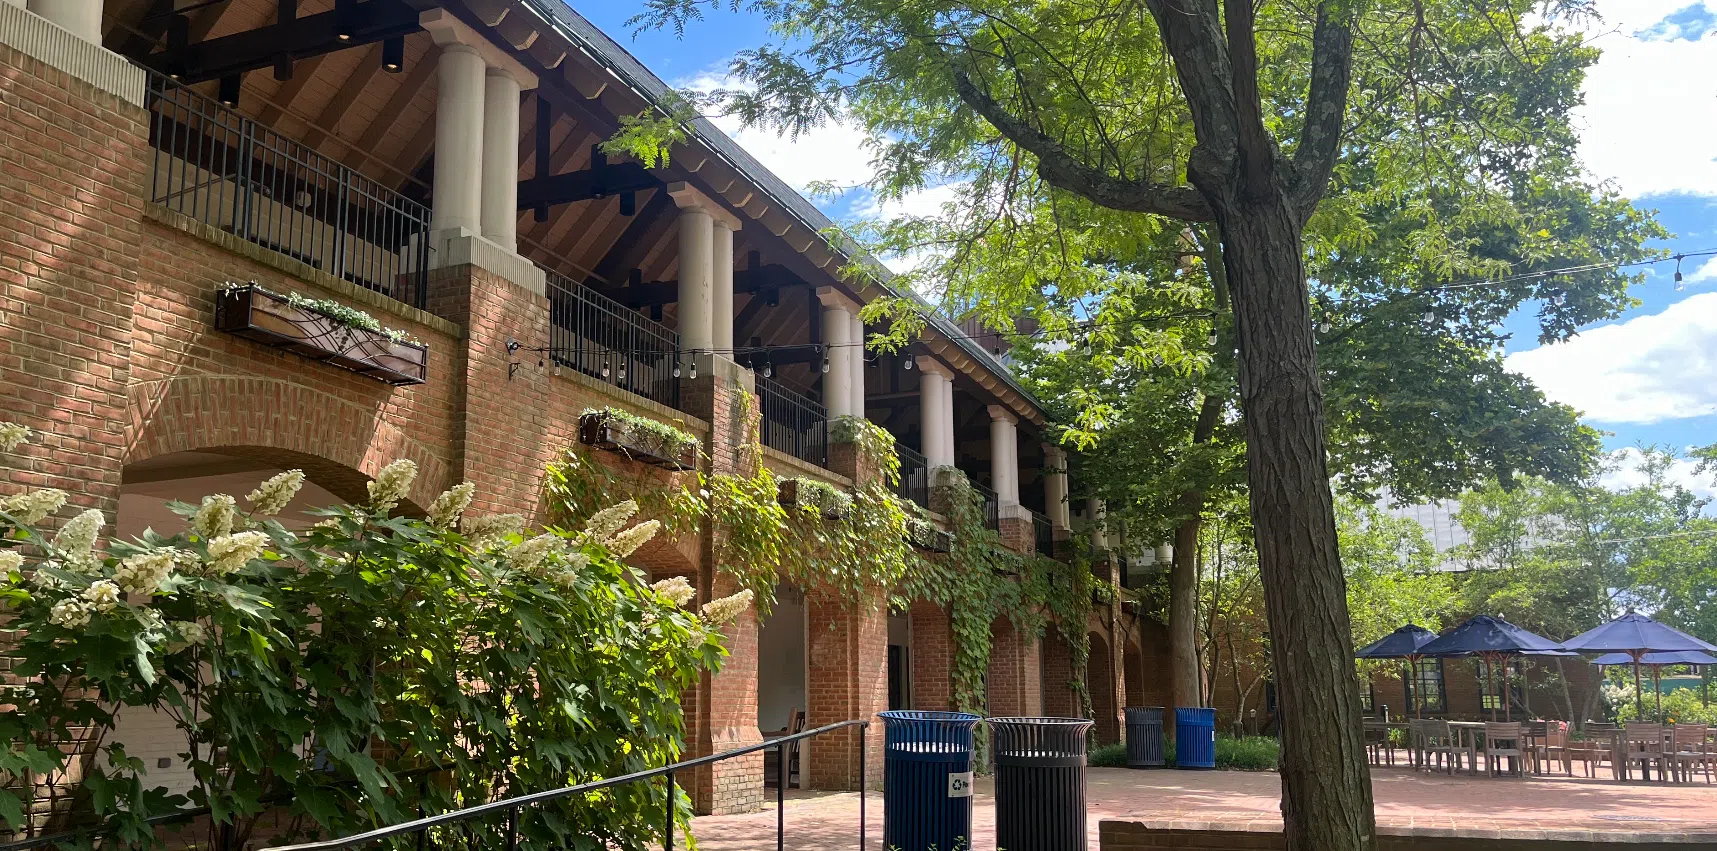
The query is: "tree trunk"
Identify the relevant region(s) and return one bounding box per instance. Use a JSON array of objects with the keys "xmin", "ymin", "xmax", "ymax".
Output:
[
  {"xmin": 1171, "ymin": 507, "xmax": 1204, "ymax": 717},
  {"xmin": 1216, "ymin": 196, "xmax": 1376, "ymax": 851}
]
